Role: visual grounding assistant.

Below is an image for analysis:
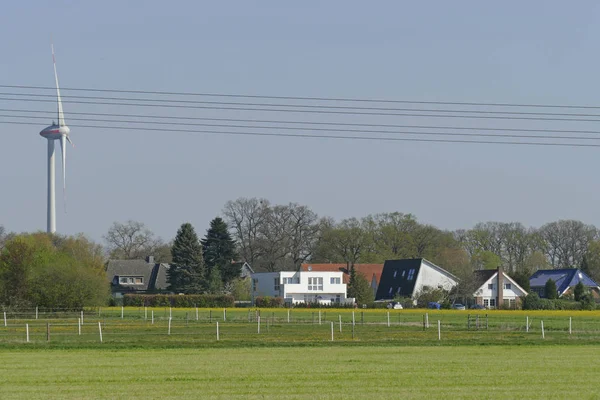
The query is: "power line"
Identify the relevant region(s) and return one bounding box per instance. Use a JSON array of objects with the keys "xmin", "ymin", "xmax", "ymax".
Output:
[
  {"xmin": 4, "ymin": 113, "xmax": 600, "ymax": 141},
  {"xmin": 2, "ymin": 119, "xmax": 599, "ymax": 148},
  {"xmin": 6, "ymin": 91, "xmax": 600, "ymax": 118},
  {"xmin": 3, "ymin": 96, "xmax": 600, "ymax": 122},
  {"xmin": 2, "ymin": 83, "xmax": 600, "ymax": 110},
  {"xmin": 5, "ymin": 107, "xmax": 600, "ymax": 135}
]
